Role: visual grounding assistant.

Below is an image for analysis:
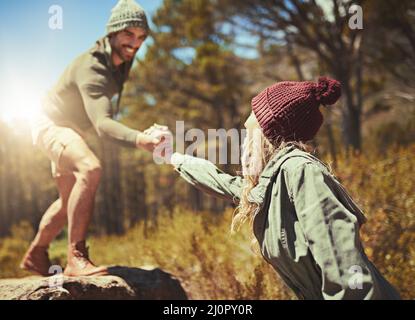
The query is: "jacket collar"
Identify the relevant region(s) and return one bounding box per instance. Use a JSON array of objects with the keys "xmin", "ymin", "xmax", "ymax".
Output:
[
  {"xmin": 247, "ymin": 145, "xmax": 326, "ymax": 205},
  {"xmin": 247, "ymin": 145, "xmax": 295, "ymax": 204},
  {"xmin": 103, "ymin": 36, "xmax": 118, "ymax": 72},
  {"xmin": 89, "ymin": 36, "xmax": 133, "ymax": 114},
  {"xmin": 90, "ymin": 36, "xmax": 132, "ymax": 74},
  {"xmin": 250, "ymin": 146, "xmax": 368, "ymax": 231},
  {"xmin": 89, "ymin": 37, "xmax": 114, "ymax": 71}
]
